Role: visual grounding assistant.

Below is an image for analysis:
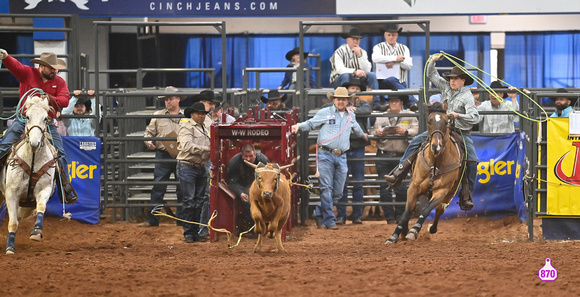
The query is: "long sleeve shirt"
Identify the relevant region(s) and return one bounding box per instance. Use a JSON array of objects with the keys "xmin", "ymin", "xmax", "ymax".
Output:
[
  {"xmin": 298, "ymin": 104, "xmax": 366, "ymax": 152},
  {"xmin": 551, "ymin": 106, "xmax": 574, "ymax": 118},
  {"xmin": 144, "ymin": 108, "xmax": 184, "ymax": 151},
  {"xmin": 371, "ymin": 110, "xmax": 419, "ymax": 153},
  {"xmin": 427, "ymin": 60, "xmax": 479, "ymax": 131},
  {"xmin": 371, "ymin": 42, "xmax": 412, "ymax": 83},
  {"xmin": 330, "ymin": 44, "xmax": 372, "ymax": 84},
  {"xmin": 227, "ymin": 152, "xmax": 270, "ymax": 197},
  {"xmin": 477, "ymin": 100, "xmax": 519, "ymax": 133},
  {"xmin": 1, "ymin": 54, "xmax": 69, "ymax": 119},
  {"xmin": 279, "ymin": 62, "xmax": 317, "ymax": 89},
  {"xmin": 322, "ymin": 98, "xmax": 371, "ymax": 148},
  {"xmin": 61, "ymin": 96, "xmax": 101, "ymax": 136},
  {"xmin": 176, "ymin": 119, "xmax": 211, "ymax": 166}
]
